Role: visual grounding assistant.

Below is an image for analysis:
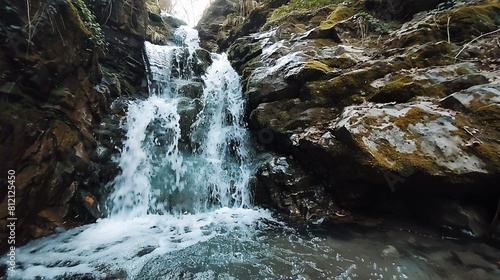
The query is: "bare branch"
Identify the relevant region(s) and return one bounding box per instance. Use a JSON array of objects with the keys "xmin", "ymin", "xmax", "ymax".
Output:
[{"xmin": 454, "ymin": 27, "xmax": 500, "ymax": 61}]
